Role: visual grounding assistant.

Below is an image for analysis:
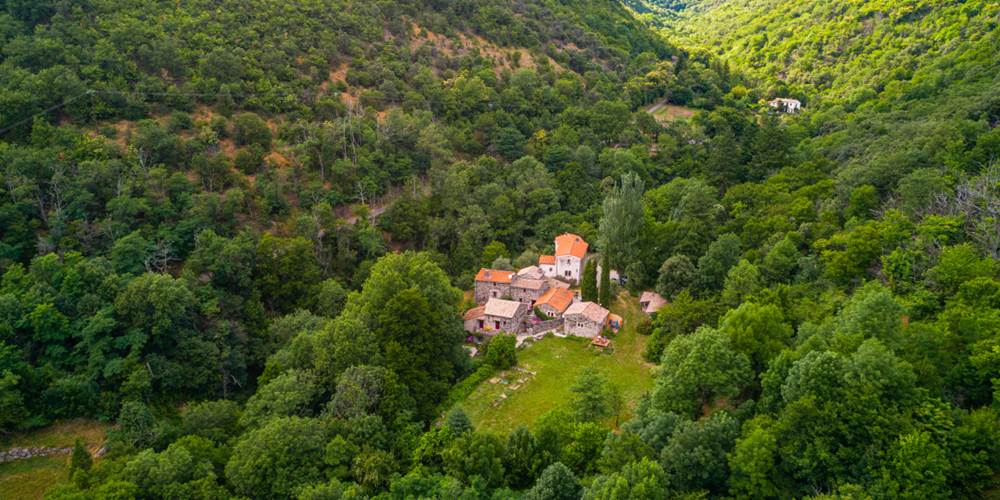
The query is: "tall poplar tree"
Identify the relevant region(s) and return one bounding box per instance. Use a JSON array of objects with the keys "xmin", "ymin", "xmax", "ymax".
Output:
[{"xmin": 598, "ymin": 172, "xmax": 646, "ymax": 273}]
